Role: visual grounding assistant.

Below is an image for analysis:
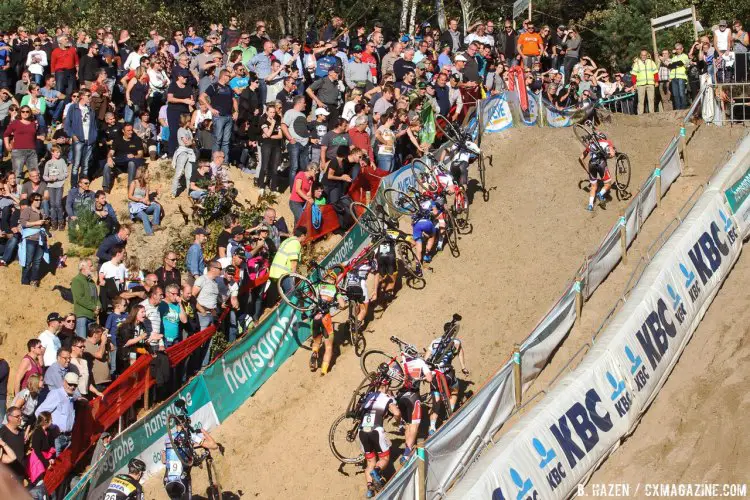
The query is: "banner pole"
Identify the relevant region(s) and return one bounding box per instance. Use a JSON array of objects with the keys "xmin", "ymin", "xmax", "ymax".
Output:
[
  {"xmin": 575, "ymin": 279, "xmax": 583, "ymax": 326},
  {"xmin": 619, "ymin": 211, "xmax": 627, "ymax": 265},
  {"xmin": 655, "ymin": 167, "xmax": 662, "ymax": 207},
  {"xmin": 417, "ymin": 447, "xmax": 426, "ymax": 500},
  {"xmin": 679, "ymin": 127, "xmax": 689, "ymax": 170},
  {"xmin": 513, "ymin": 344, "xmax": 522, "ymax": 407}
]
